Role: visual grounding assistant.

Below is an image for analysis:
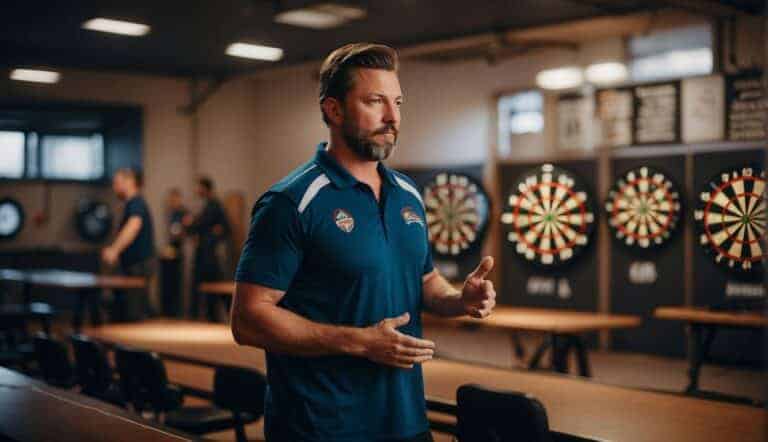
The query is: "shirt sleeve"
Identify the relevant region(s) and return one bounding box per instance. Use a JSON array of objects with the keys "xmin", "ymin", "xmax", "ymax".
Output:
[
  {"xmin": 234, "ymin": 193, "xmax": 304, "ymax": 291},
  {"xmin": 126, "ymin": 199, "xmax": 148, "ymax": 219}
]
